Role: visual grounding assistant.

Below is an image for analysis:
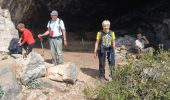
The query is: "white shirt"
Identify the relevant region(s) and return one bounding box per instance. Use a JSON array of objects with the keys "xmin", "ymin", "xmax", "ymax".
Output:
[
  {"xmin": 135, "ymin": 39, "xmax": 145, "ymax": 49},
  {"xmin": 47, "ymin": 18, "xmax": 65, "ymax": 37}
]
